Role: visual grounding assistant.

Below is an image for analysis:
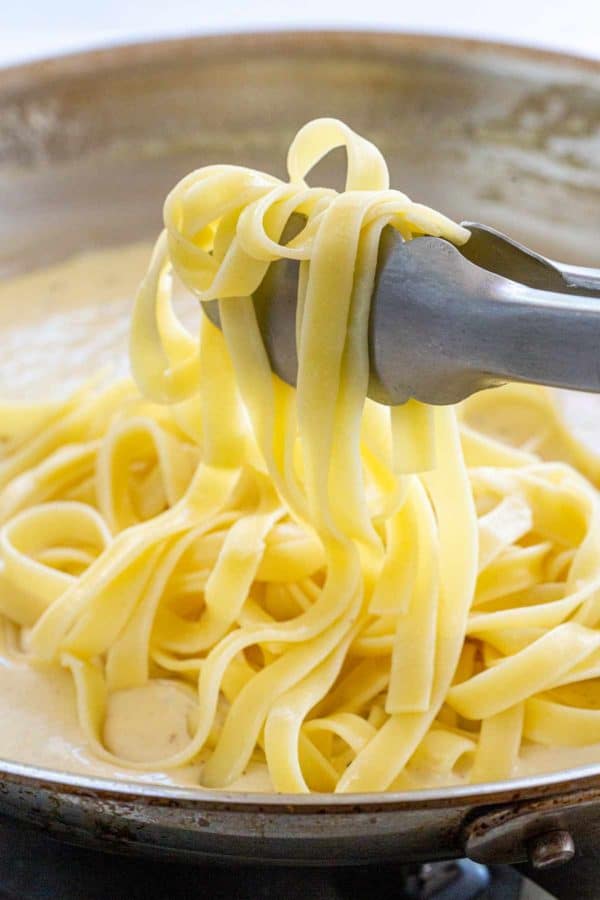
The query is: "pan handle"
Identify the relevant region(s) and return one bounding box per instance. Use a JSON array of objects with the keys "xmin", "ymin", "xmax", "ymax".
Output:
[{"xmin": 464, "ymin": 786, "xmax": 600, "ymax": 899}]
